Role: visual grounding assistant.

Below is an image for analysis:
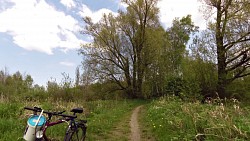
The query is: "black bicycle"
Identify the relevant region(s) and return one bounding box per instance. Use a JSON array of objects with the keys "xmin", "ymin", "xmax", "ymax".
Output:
[{"xmin": 23, "ymin": 106, "xmax": 87, "ymax": 141}]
